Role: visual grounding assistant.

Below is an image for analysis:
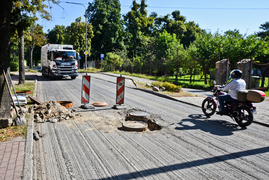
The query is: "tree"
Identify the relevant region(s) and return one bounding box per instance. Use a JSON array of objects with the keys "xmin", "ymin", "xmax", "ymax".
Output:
[
  {"xmin": 0, "ymin": 0, "xmax": 13, "ymax": 120},
  {"xmin": 154, "ymin": 10, "xmax": 202, "ymax": 47},
  {"xmin": 191, "ymin": 31, "xmax": 221, "ymax": 84},
  {"xmin": 181, "ymin": 21, "xmax": 202, "ymax": 48},
  {"xmin": 155, "ymin": 30, "xmax": 182, "ymax": 76},
  {"xmin": 65, "ymin": 17, "xmax": 94, "ymax": 60},
  {"xmin": 11, "ymin": 4, "xmax": 32, "ymax": 84},
  {"xmin": 11, "ymin": 0, "xmax": 59, "ymax": 84},
  {"xmin": 47, "ymin": 25, "xmax": 66, "ymax": 44},
  {"xmin": 124, "ymin": 0, "xmax": 154, "ymax": 57},
  {"xmin": 258, "ymin": 22, "xmax": 269, "ymax": 39},
  {"xmin": 87, "ymin": 0, "xmax": 125, "ymax": 57},
  {"xmin": 25, "ymin": 24, "xmax": 46, "ymax": 68}
]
